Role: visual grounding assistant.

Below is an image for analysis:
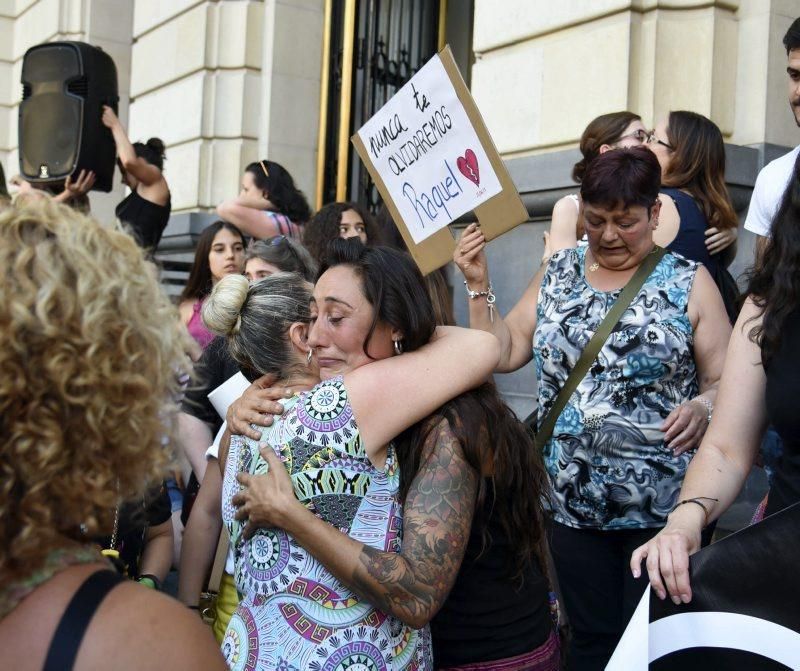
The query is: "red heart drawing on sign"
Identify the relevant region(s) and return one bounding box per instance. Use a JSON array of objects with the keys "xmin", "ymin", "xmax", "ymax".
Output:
[{"xmin": 456, "ymin": 149, "xmax": 480, "ymax": 186}]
